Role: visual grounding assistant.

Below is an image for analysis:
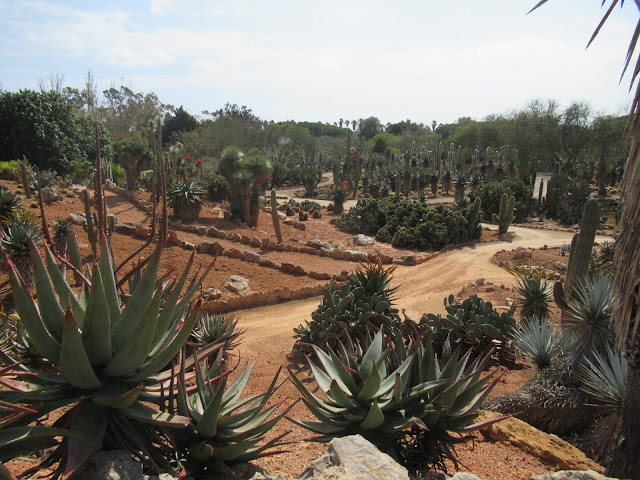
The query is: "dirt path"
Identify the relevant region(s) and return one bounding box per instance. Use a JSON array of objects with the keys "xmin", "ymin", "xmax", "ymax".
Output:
[{"xmin": 234, "ymin": 225, "xmax": 609, "ymax": 363}]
